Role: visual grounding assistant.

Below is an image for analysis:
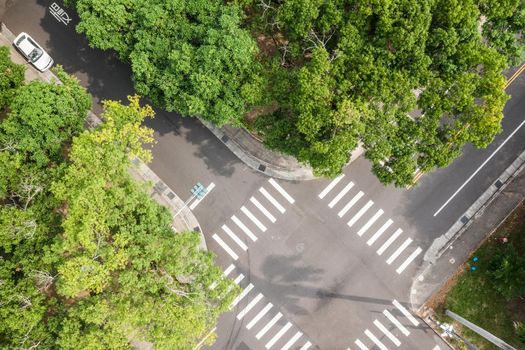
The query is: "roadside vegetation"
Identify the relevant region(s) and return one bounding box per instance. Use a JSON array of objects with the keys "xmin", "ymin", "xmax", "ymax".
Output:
[
  {"xmin": 435, "ymin": 201, "xmax": 525, "ymax": 350},
  {"xmin": 0, "ymin": 47, "xmax": 236, "ymax": 349},
  {"xmin": 66, "ymin": 0, "xmax": 525, "ymax": 186}
]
